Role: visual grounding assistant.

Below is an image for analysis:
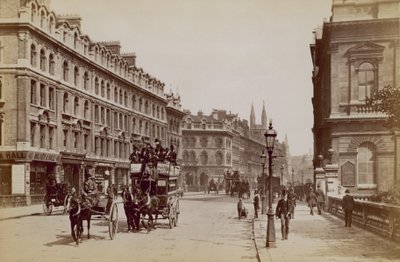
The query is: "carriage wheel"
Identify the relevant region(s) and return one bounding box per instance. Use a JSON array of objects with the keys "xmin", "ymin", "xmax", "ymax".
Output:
[
  {"xmin": 174, "ymin": 200, "xmax": 179, "ymax": 227},
  {"xmin": 42, "ymin": 196, "xmax": 52, "ymax": 216},
  {"xmin": 108, "ymin": 203, "xmax": 118, "ymax": 240},
  {"xmin": 63, "ymin": 195, "xmax": 70, "ymax": 215}
]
